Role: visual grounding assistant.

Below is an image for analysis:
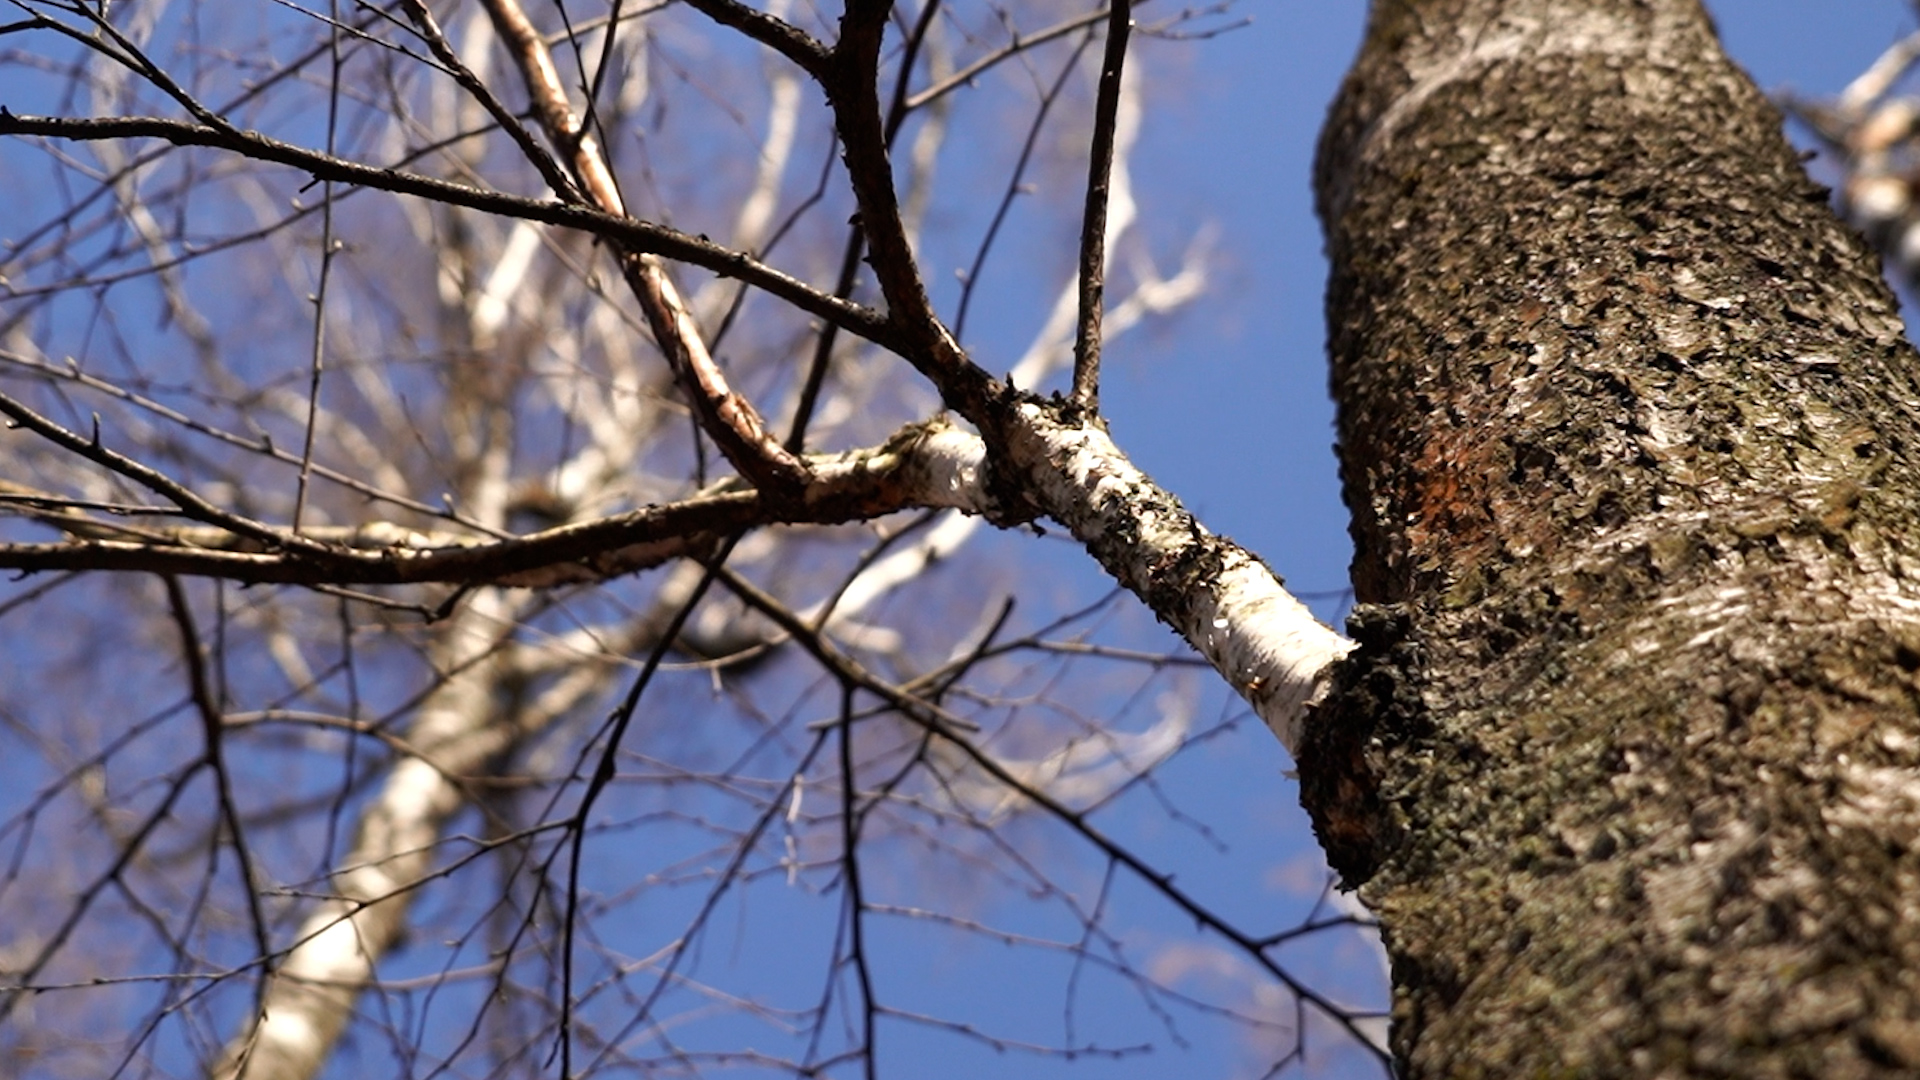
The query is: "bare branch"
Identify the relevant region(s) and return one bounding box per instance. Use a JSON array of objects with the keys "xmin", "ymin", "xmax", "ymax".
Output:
[
  {"xmin": 837, "ymin": 684, "xmax": 879, "ymax": 1080},
  {"xmin": 0, "ymin": 419, "xmax": 998, "ymax": 585},
  {"xmin": 1070, "ymin": 0, "xmax": 1132, "ymax": 410},
  {"xmin": 291, "ymin": 16, "xmax": 343, "ymax": 534},
  {"xmin": 711, "ymin": 564, "xmax": 1390, "ymax": 1068},
  {"xmin": 396, "ymin": 0, "xmax": 582, "ymax": 200},
  {"xmin": 210, "ymin": 591, "xmax": 523, "ymax": 1080},
  {"xmin": 784, "ymin": 0, "xmax": 946, "ymax": 452},
  {"xmin": 996, "ymin": 402, "xmax": 1352, "ymax": 753},
  {"xmin": 954, "ymin": 33, "xmax": 1093, "ymax": 343},
  {"xmin": 905, "ymin": 5, "xmax": 1112, "ymax": 110},
  {"xmin": 678, "ymin": 0, "xmax": 831, "ymax": 78},
  {"xmin": 160, "ymin": 576, "xmax": 274, "ymax": 1011},
  {"xmin": 0, "ymin": 3, "xmax": 1388, "ymax": 1074},
  {"xmin": 0, "ymin": 387, "xmax": 338, "ymax": 557},
  {"xmin": 0, "ymin": 346, "xmax": 490, "ymax": 530},
  {"xmin": 826, "ymin": 0, "xmax": 1002, "ymax": 418},
  {"xmin": 480, "ymin": 0, "xmax": 814, "ymax": 498},
  {"xmin": 0, "ymin": 112, "xmax": 898, "ymax": 350}
]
